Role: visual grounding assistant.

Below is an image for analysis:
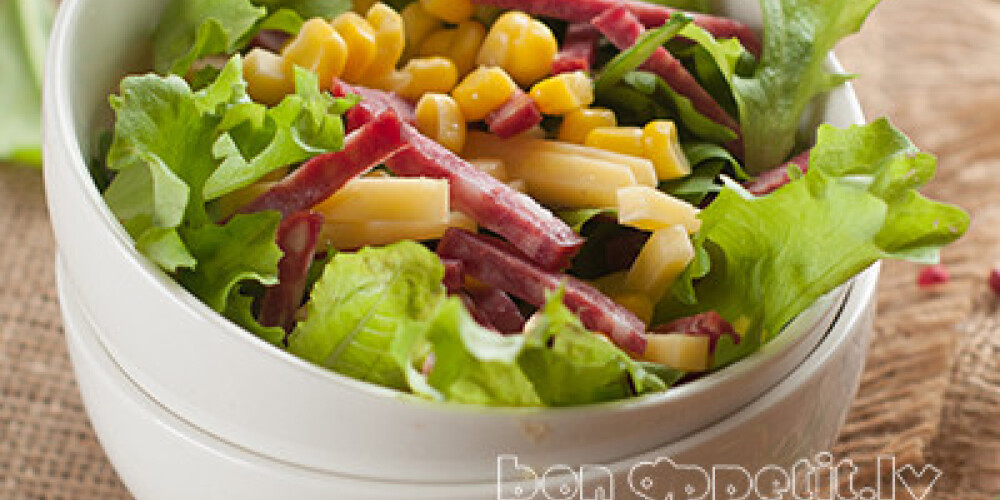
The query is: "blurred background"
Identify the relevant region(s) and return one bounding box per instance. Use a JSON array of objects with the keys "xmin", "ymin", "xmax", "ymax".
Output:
[{"xmin": 1, "ymin": 0, "xmax": 998, "ymax": 498}]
